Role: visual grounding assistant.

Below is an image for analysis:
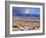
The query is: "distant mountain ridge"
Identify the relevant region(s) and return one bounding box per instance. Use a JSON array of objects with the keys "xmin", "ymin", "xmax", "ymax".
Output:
[{"xmin": 13, "ymin": 14, "xmax": 40, "ymax": 17}]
